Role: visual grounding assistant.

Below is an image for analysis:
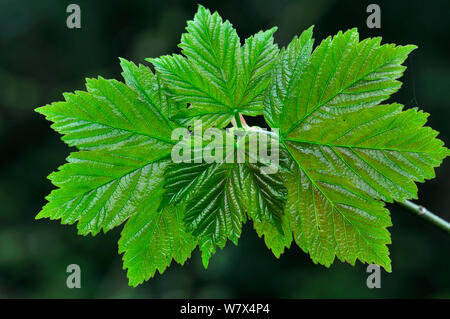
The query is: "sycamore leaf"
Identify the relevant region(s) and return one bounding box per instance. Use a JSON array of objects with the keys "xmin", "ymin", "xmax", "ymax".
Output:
[
  {"xmin": 280, "ymin": 28, "xmax": 417, "ymax": 134},
  {"xmin": 150, "ymin": 5, "xmax": 279, "ymax": 129},
  {"xmin": 283, "ymin": 154, "xmax": 393, "ymax": 269},
  {"xmin": 242, "ymin": 161, "xmax": 292, "ymax": 257},
  {"xmin": 265, "ymin": 28, "xmax": 449, "ymax": 271},
  {"xmin": 120, "ymin": 58, "xmax": 183, "ymax": 121},
  {"xmin": 161, "ymin": 132, "xmax": 248, "ymax": 269},
  {"xmin": 119, "ymin": 199, "xmax": 196, "ymax": 287},
  {"xmin": 37, "ymin": 59, "xmax": 199, "ymax": 285},
  {"xmin": 162, "ymin": 129, "xmax": 291, "ymax": 264},
  {"xmin": 36, "ymin": 60, "xmax": 177, "ymax": 236},
  {"xmin": 253, "ymin": 209, "xmax": 293, "ymax": 258},
  {"xmin": 237, "ymin": 130, "xmax": 292, "ymax": 256},
  {"xmin": 263, "ymin": 26, "xmax": 314, "ymax": 128},
  {"xmin": 163, "ymin": 159, "xmax": 246, "ymax": 268},
  {"xmin": 36, "ymin": 148, "xmax": 170, "ymax": 235},
  {"xmin": 37, "ymin": 76, "xmax": 174, "ymax": 150},
  {"xmin": 242, "ymin": 161, "xmax": 286, "ymax": 230}
]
